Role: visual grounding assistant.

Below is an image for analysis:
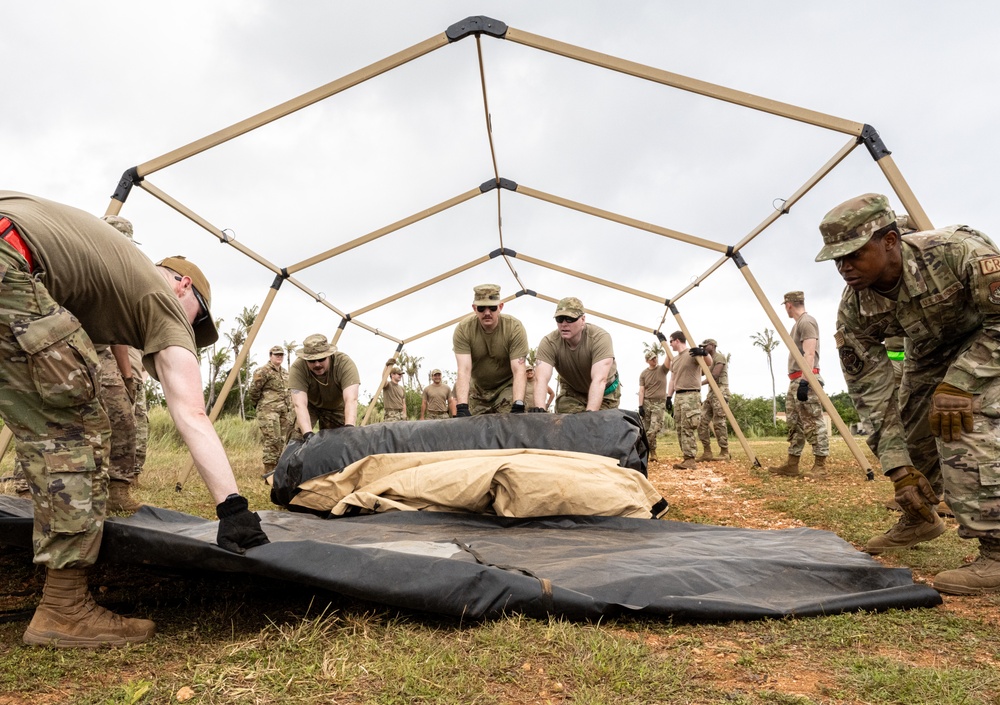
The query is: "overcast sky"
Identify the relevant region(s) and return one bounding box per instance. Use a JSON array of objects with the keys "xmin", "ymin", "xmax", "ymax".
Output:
[{"xmin": 5, "ymin": 1, "xmax": 1000, "ymax": 408}]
